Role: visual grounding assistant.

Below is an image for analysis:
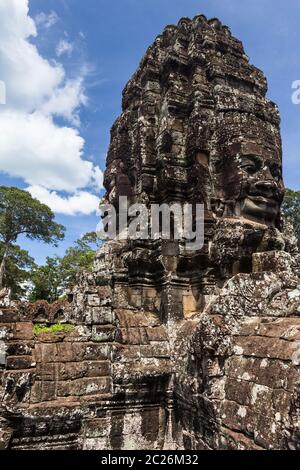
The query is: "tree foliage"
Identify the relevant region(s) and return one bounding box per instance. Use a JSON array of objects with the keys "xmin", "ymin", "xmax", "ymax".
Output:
[
  {"xmin": 0, "ymin": 242, "xmax": 35, "ymax": 299},
  {"xmin": 60, "ymin": 232, "xmax": 101, "ymax": 290},
  {"xmin": 282, "ymin": 188, "xmax": 300, "ymax": 240},
  {"xmin": 29, "ymin": 232, "xmax": 102, "ymax": 302},
  {"xmin": 0, "ymin": 187, "xmax": 65, "ymax": 288},
  {"xmin": 0, "ymin": 186, "xmax": 65, "ymax": 245},
  {"xmin": 29, "ymin": 256, "xmax": 64, "ymax": 303}
]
